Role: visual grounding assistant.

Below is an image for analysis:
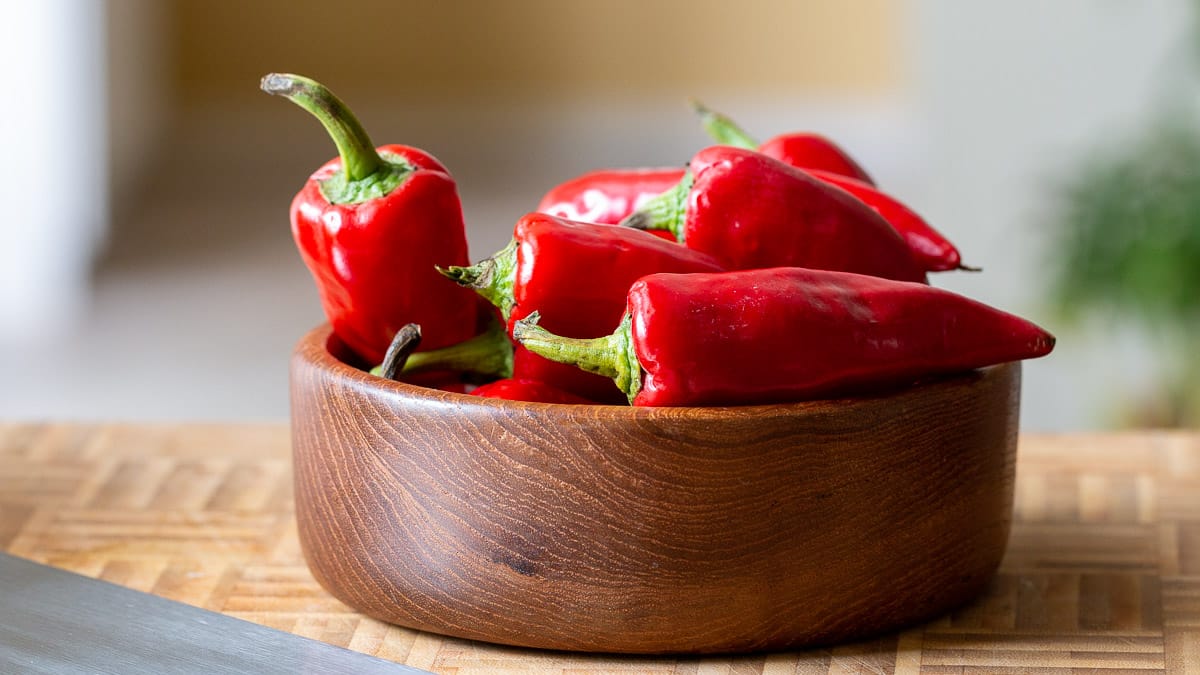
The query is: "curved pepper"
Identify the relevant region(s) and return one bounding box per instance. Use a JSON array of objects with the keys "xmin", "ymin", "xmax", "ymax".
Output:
[
  {"xmin": 692, "ymin": 102, "xmax": 969, "ymax": 272},
  {"xmin": 694, "ymin": 101, "xmax": 967, "ymax": 272},
  {"xmin": 805, "ymin": 169, "xmax": 971, "ymax": 272},
  {"xmin": 440, "ymin": 213, "xmax": 724, "ymax": 402},
  {"xmin": 693, "ymin": 100, "xmax": 874, "ymax": 184},
  {"xmin": 545, "ymin": 164, "xmax": 968, "ymax": 273},
  {"xmin": 262, "ymin": 73, "xmax": 478, "ymax": 365},
  {"xmin": 513, "ymin": 267, "xmax": 1056, "ymax": 407},
  {"xmin": 623, "ymin": 146, "xmax": 928, "ymax": 282}
]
